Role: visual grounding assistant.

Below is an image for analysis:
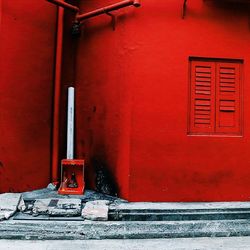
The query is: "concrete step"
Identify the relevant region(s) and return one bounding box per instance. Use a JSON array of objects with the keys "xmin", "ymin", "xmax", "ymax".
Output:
[
  {"xmin": 109, "ymin": 202, "xmax": 250, "ymax": 221},
  {"xmin": 1, "ymin": 219, "xmax": 250, "ymax": 240},
  {"xmin": 2, "ymin": 201, "xmax": 250, "ymax": 239}
]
